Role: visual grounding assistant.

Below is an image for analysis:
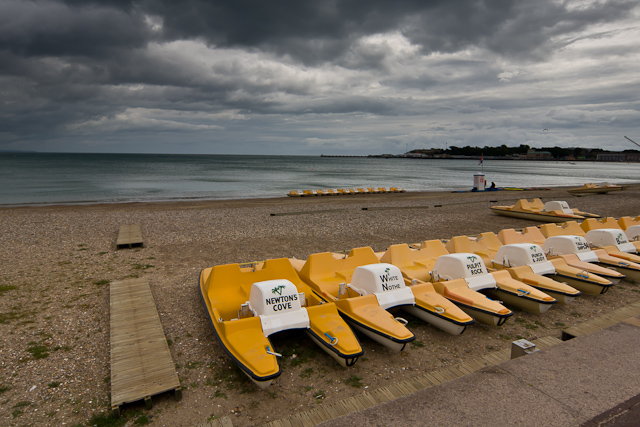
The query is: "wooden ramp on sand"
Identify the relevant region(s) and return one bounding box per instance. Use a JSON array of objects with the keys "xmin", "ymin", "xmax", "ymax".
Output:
[
  {"xmin": 110, "ymin": 278, "xmax": 180, "ymax": 416},
  {"xmin": 116, "ymin": 224, "xmax": 144, "ymax": 249}
]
